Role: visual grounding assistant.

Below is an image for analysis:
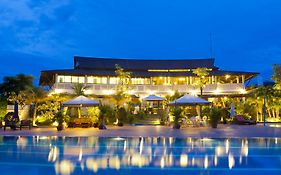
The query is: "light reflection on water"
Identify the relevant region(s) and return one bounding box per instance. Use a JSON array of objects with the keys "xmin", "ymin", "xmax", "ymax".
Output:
[{"xmin": 0, "ymin": 136, "xmax": 281, "ymax": 175}]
